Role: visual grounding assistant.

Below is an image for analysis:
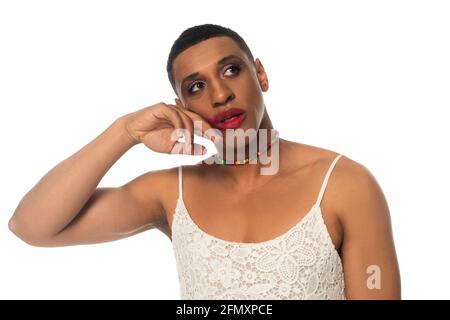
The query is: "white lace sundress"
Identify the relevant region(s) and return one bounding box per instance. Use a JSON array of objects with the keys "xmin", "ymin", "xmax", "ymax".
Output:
[{"xmin": 171, "ymin": 154, "xmax": 346, "ymax": 300}]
